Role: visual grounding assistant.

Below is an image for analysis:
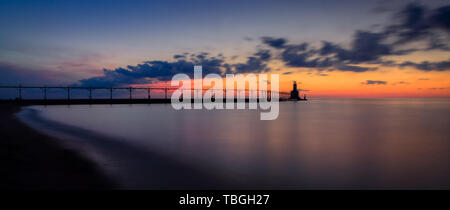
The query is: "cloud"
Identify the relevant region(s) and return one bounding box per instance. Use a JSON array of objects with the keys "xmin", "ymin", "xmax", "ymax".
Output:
[
  {"xmin": 399, "ymin": 60, "xmax": 450, "ymax": 71},
  {"xmin": 320, "ymin": 31, "xmax": 392, "ymax": 63},
  {"xmin": 333, "ymin": 64, "xmax": 378, "ymax": 72},
  {"xmin": 262, "ymin": 36, "xmax": 381, "ymax": 72},
  {"xmin": 431, "ymin": 5, "xmax": 450, "ymax": 31},
  {"xmin": 261, "ymin": 32, "xmax": 394, "ymax": 71},
  {"xmin": 261, "ymin": 3, "xmax": 450, "ymax": 72},
  {"xmin": 282, "ymin": 72, "xmax": 293, "ymax": 75},
  {"xmin": 78, "ymin": 54, "xmax": 226, "ymax": 87},
  {"xmin": 261, "ymin": 37, "xmax": 287, "ymax": 49},
  {"xmin": 388, "ymin": 3, "xmax": 450, "ymax": 49},
  {"xmin": 232, "ymin": 49, "xmax": 271, "ymax": 73},
  {"xmin": 77, "ymin": 50, "xmax": 274, "ymax": 87},
  {"xmin": 418, "ymin": 78, "xmax": 429, "ymax": 80},
  {"xmin": 279, "ymin": 43, "xmax": 327, "ymax": 68},
  {"xmin": 361, "ymin": 80, "xmax": 388, "ymax": 85},
  {"xmin": 173, "ymin": 54, "xmax": 186, "ymax": 59}
]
